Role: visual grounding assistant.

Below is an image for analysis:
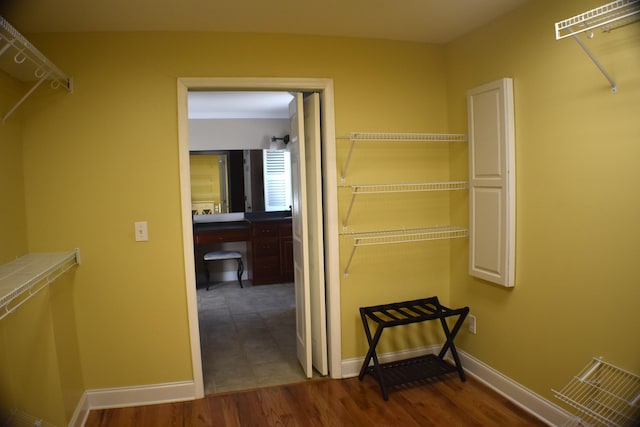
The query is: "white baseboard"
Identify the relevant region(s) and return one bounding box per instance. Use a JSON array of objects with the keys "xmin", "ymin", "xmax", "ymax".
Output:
[
  {"xmin": 68, "ymin": 392, "xmax": 90, "ymax": 427},
  {"xmin": 459, "ymin": 351, "xmax": 571, "ymax": 426},
  {"xmin": 70, "ymin": 381, "xmax": 196, "ymax": 427},
  {"xmin": 341, "ymin": 345, "xmax": 571, "ymax": 426}
]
